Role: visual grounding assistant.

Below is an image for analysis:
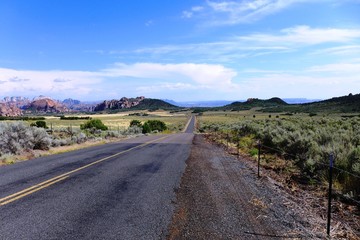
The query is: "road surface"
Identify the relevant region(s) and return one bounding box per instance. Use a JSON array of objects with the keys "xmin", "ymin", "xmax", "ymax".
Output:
[{"xmin": 0, "ymin": 116, "xmax": 195, "ymax": 240}]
